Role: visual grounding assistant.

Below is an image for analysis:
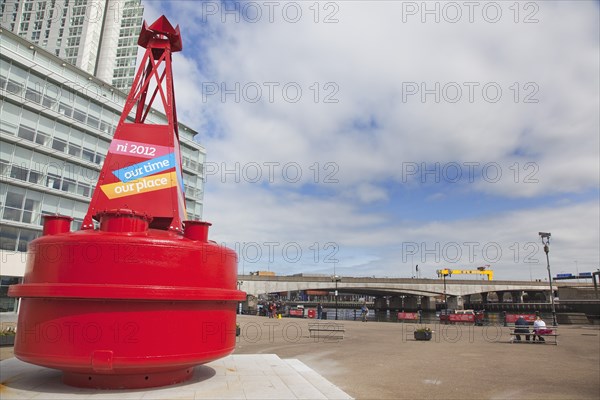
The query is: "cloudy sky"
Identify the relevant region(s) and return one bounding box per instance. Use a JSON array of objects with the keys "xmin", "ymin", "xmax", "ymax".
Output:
[{"xmin": 144, "ymin": 1, "xmax": 599, "ymax": 280}]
